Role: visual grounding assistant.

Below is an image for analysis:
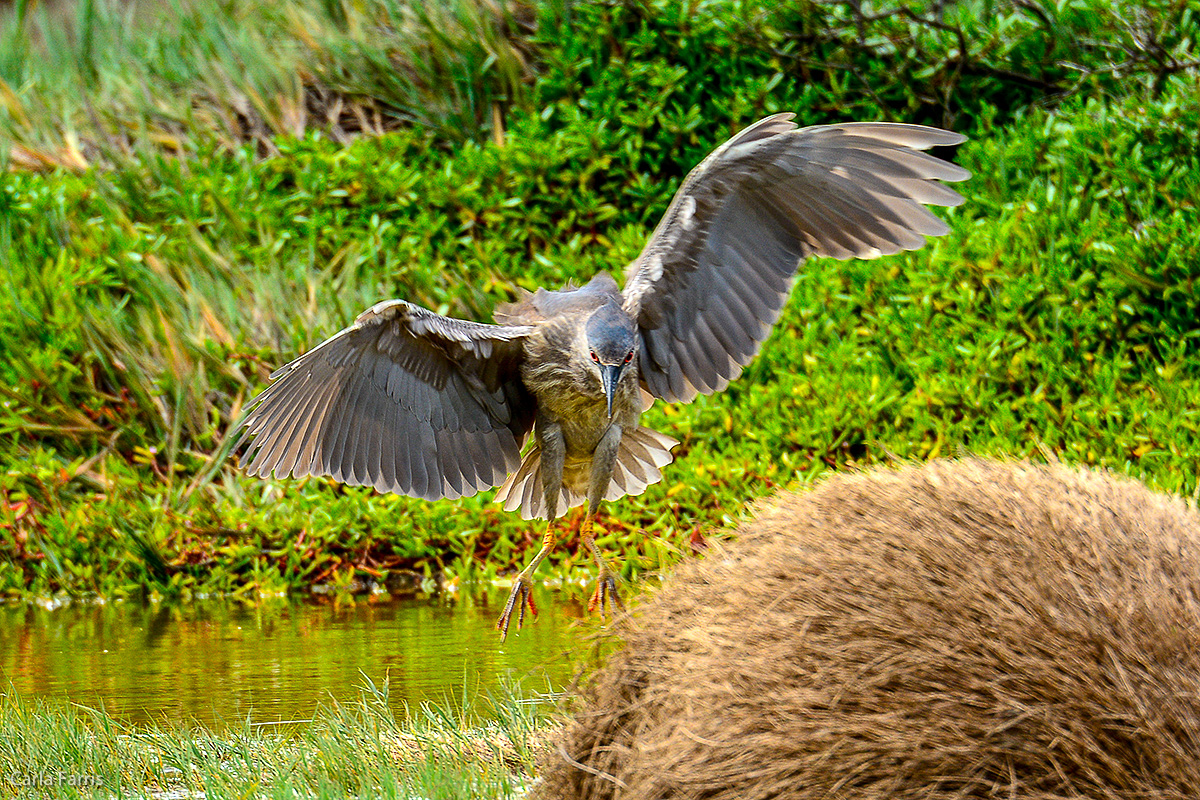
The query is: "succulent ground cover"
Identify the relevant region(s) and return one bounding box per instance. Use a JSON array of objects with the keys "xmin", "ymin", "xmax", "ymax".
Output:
[{"xmin": 1, "ymin": 0, "xmax": 1197, "ymax": 604}]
